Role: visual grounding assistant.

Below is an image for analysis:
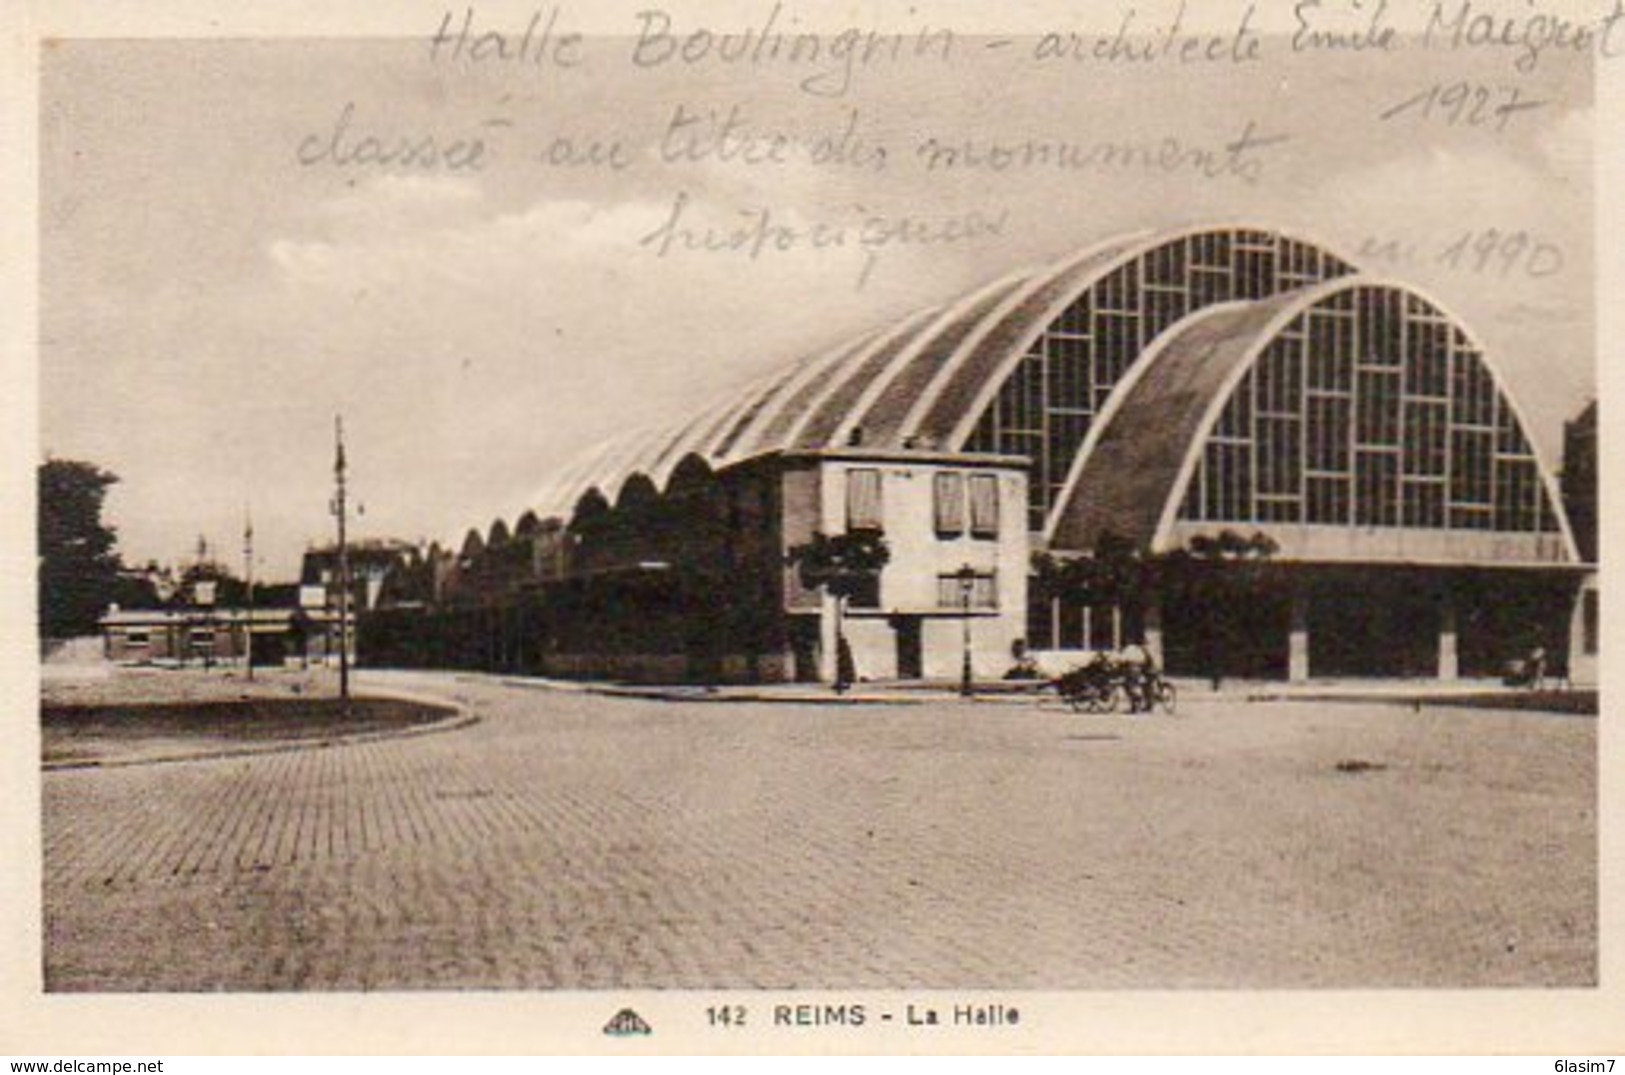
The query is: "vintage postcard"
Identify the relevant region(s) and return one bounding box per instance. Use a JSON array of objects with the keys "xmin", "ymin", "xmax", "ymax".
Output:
[{"xmin": 4, "ymin": 0, "xmax": 1621, "ymax": 1055}]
